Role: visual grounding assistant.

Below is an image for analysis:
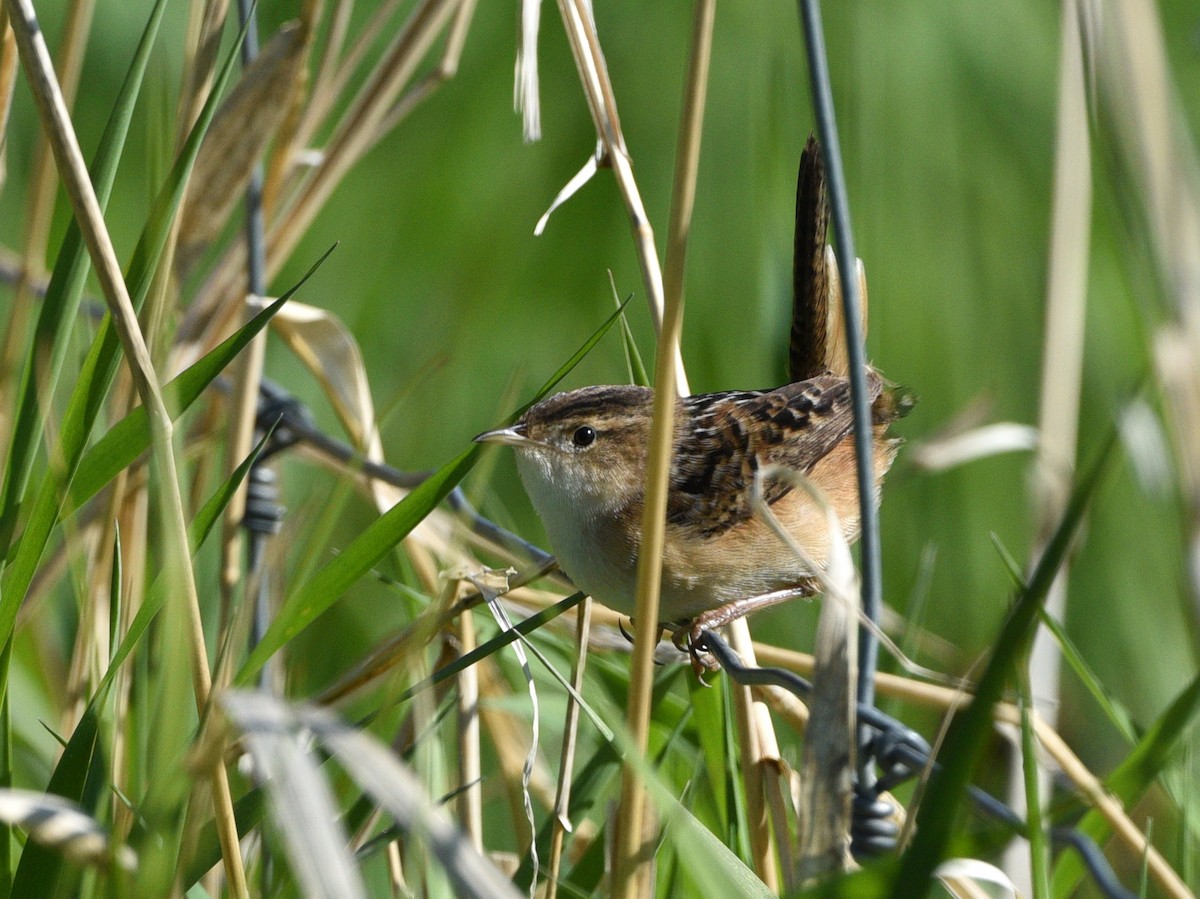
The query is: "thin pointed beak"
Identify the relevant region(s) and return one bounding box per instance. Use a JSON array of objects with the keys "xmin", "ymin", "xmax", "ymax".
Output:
[{"xmin": 473, "ymin": 423, "xmax": 534, "ymax": 447}]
